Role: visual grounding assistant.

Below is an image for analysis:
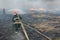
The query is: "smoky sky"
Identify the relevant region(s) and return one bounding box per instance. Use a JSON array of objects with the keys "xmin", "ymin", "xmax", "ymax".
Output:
[{"xmin": 0, "ymin": 0, "xmax": 60, "ymax": 11}]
